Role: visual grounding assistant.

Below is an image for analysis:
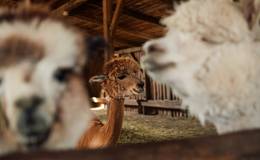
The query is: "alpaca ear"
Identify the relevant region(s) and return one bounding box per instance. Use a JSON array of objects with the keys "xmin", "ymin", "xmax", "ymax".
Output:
[
  {"xmin": 89, "ymin": 75, "xmax": 107, "ymax": 83},
  {"xmin": 253, "ymin": 0, "xmax": 260, "ymax": 40},
  {"xmin": 240, "ymin": 0, "xmax": 260, "ymax": 40},
  {"xmin": 240, "ymin": 0, "xmax": 260, "ymax": 29}
]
